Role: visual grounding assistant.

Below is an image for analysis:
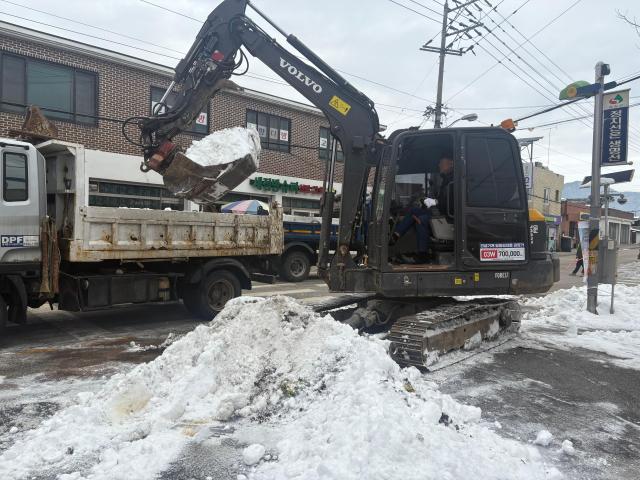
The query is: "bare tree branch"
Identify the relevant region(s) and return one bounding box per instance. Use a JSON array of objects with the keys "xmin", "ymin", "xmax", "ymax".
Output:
[{"xmin": 617, "ymin": 9, "xmax": 640, "ymax": 38}]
